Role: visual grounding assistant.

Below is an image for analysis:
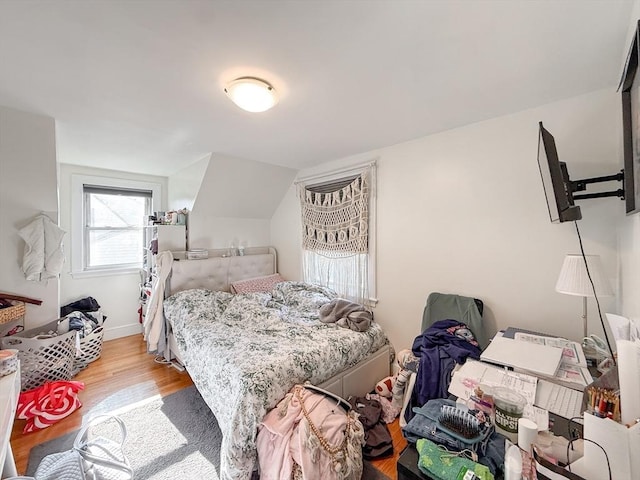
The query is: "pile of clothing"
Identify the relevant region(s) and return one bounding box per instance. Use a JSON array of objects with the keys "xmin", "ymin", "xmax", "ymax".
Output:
[
  {"xmin": 57, "ymin": 296, "xmax": 105, "ymax": 338},
  {"xmin": 257, "ymin": 384, "xmax": 364, "ymax": 480},
  {"xmin": 348, "ymin": 396, "xmax": 394, "ymax": 460}
]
